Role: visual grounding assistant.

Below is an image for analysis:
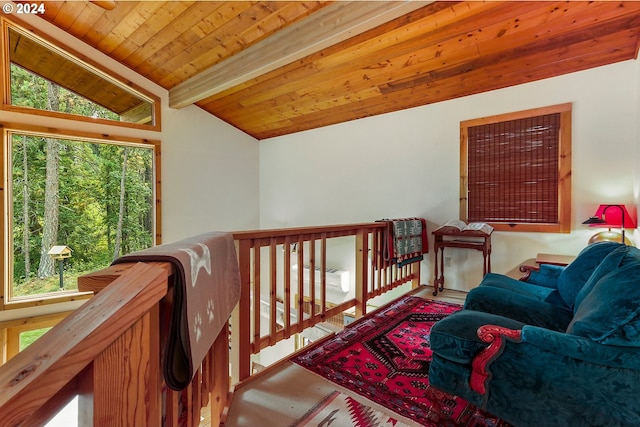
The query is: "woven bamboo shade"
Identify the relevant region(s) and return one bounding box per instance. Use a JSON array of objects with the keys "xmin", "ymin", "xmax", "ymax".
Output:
[{"xmin": 467, "ymin": 113, "xmax": 560, "ymax": 224}]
